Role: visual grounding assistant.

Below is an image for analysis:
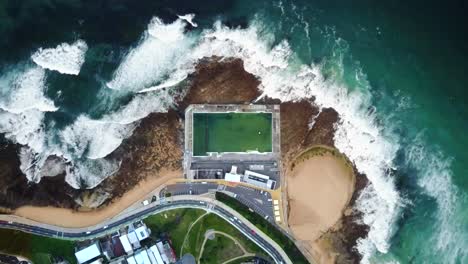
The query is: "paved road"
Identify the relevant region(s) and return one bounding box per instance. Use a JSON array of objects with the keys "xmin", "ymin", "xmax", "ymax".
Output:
[
  {"xmin": 161, "ymin": 182, "xmax": 275, "ymax": 221},
  {"xmin": 0, "ymin": 198, "xmax": 291, "ymax": 264}
]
